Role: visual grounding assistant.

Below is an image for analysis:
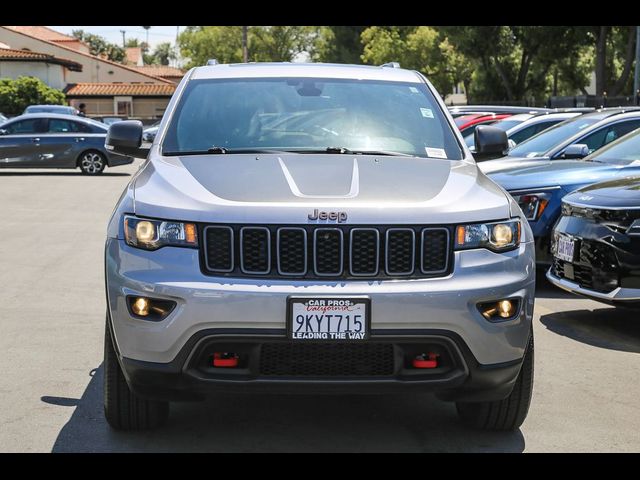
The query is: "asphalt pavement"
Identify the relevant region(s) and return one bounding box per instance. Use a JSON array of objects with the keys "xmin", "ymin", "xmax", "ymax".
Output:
[{"xmin": 0, "ymin": 161, "xmax": 639, "ymax": 452}]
